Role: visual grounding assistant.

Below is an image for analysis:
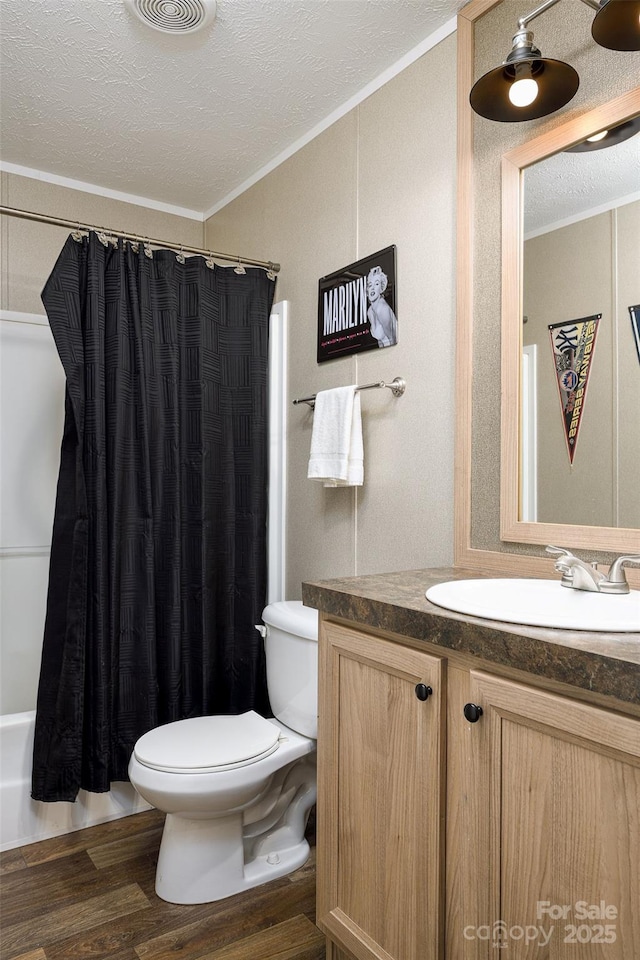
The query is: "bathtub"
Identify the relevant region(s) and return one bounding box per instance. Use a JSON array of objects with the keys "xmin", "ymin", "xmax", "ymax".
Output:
[{"xmin": 0, "ymin": 711, "xmax": 151, "ymax": 851}]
